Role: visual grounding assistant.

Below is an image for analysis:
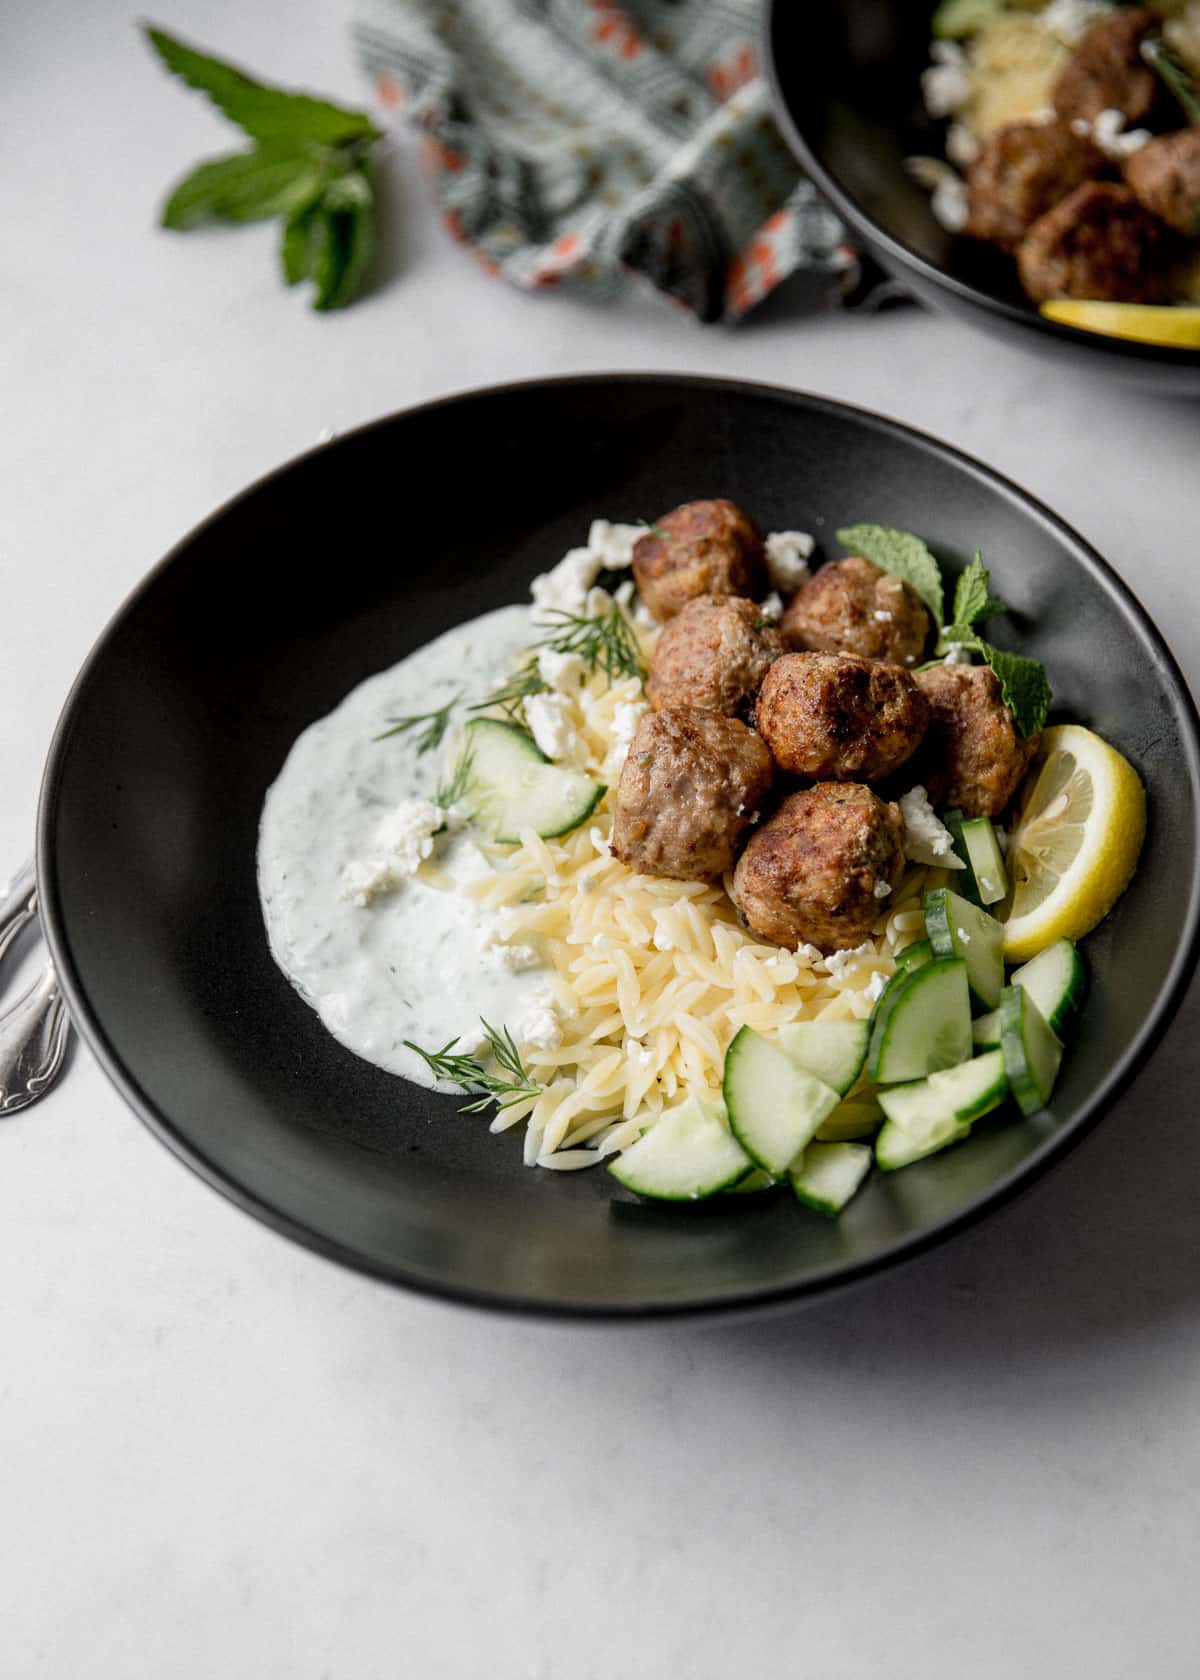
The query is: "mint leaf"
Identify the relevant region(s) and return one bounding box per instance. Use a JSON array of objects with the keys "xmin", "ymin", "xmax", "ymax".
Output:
[
  {"xmin": 309, "ymin": 168, "xmax": 375, "ymax": 310},
  {"xmin": 952, "ymin": 555, "xmax": 1006, "ymax": 631},
  {"xmin": 144, "ymin": 26, "xmax": 381, "ymax": 147},
  {"xmin": 161, "ymin": 146, "xmax": 326, "ymax": 230},
  {"xmin": 836, "ymin": 524, "xmax": 945, "ymax": 626},
  {"xmin": 977, "ymin": 643, "xmax": 1051, "ymax": 738},
  {"xmin": 280, "ymin": 201, "xmax": 320, "ymax": 285}
]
